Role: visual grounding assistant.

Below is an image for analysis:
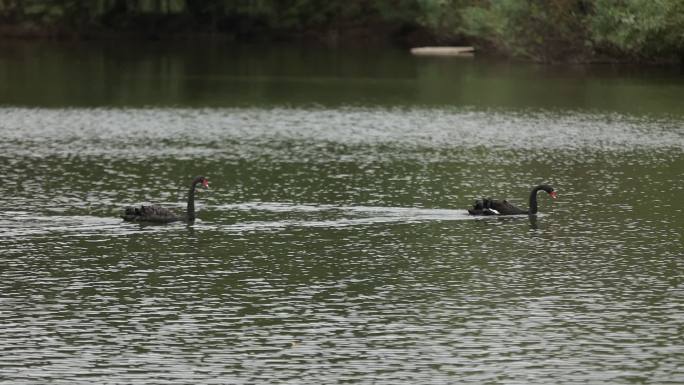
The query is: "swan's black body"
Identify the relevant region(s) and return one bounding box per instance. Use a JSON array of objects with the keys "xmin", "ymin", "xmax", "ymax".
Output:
[
  {"xmin": 122, "ymin": 176, "xmax": 209, "ymax": 223},
  {"xmin": 468, "ymin": 184, "xmax": 557, "ymax": 216}
]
